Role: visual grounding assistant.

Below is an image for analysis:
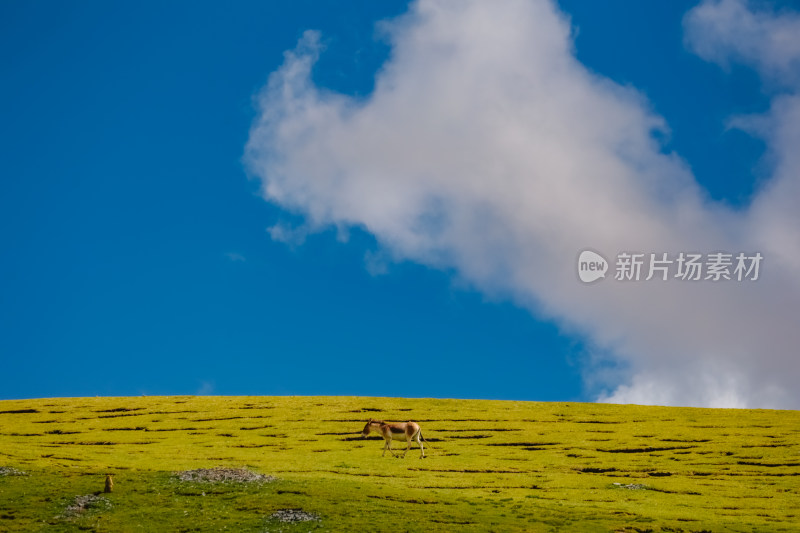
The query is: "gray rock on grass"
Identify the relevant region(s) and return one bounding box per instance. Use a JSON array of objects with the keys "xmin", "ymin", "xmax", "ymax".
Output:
[
  {"xmin": 174, "ymin": 467, "xmax": 276, "ymax": 484},
  {"xmin": 268, "ymin": 508, "xmax": 321, "ymax": 523},
  {"xmin": 0, "ymin": 466, "xmax": 27, "ymax": 476},
  {"xmin": 62, "ymin": 494, "xmax": 112, "ymax": 517}
]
